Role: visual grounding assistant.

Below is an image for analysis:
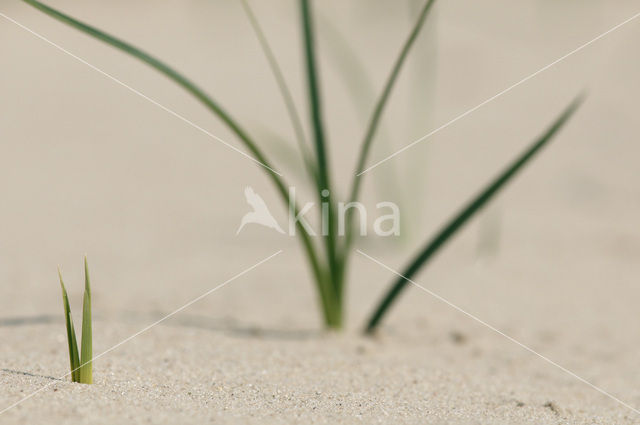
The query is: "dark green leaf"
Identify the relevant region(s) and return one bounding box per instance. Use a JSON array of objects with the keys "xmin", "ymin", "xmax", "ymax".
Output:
[
  {"xmin": 300, "ymin": 0, "xmax": 341, "ymax": 325},
  {"xmin": 365, "ymin": 96, "xmax": 584, "ymax": 333}
]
